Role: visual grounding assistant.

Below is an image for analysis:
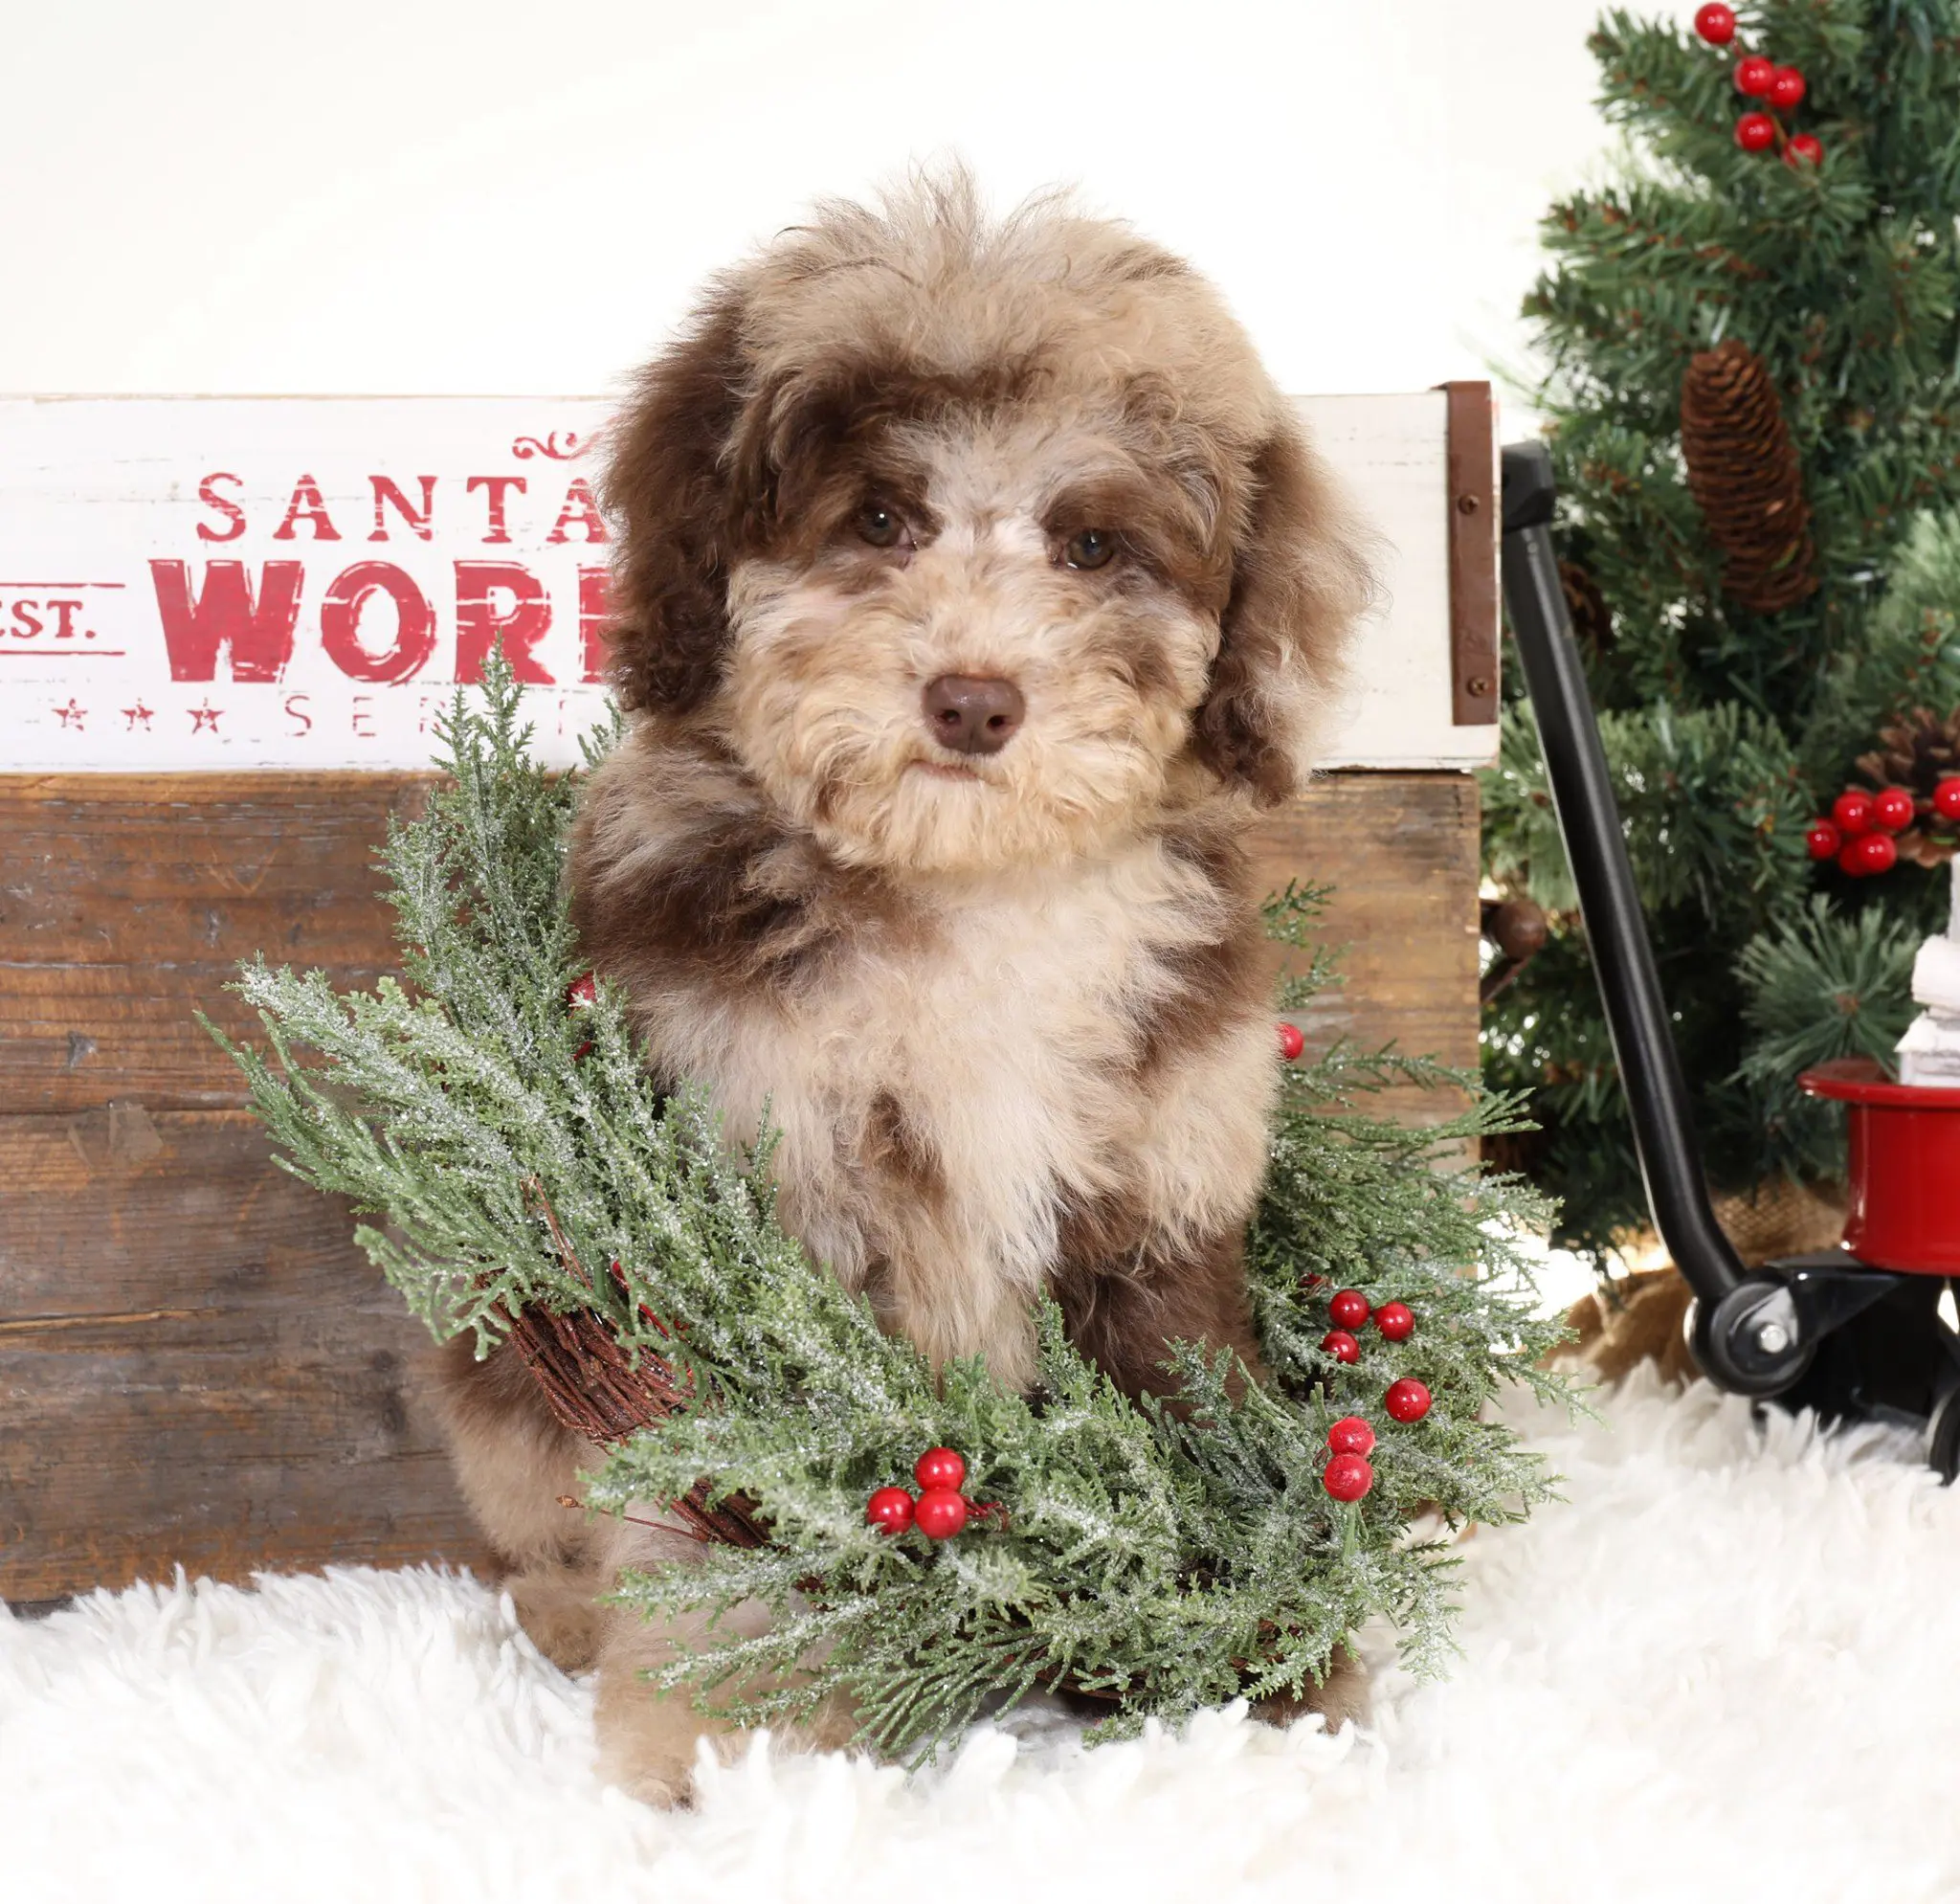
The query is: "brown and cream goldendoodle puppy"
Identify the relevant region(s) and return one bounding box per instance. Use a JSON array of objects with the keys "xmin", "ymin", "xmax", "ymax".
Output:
[{"xmin": 435, "ymin": 171, "xmax": 1374, "ymax": 1803}]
